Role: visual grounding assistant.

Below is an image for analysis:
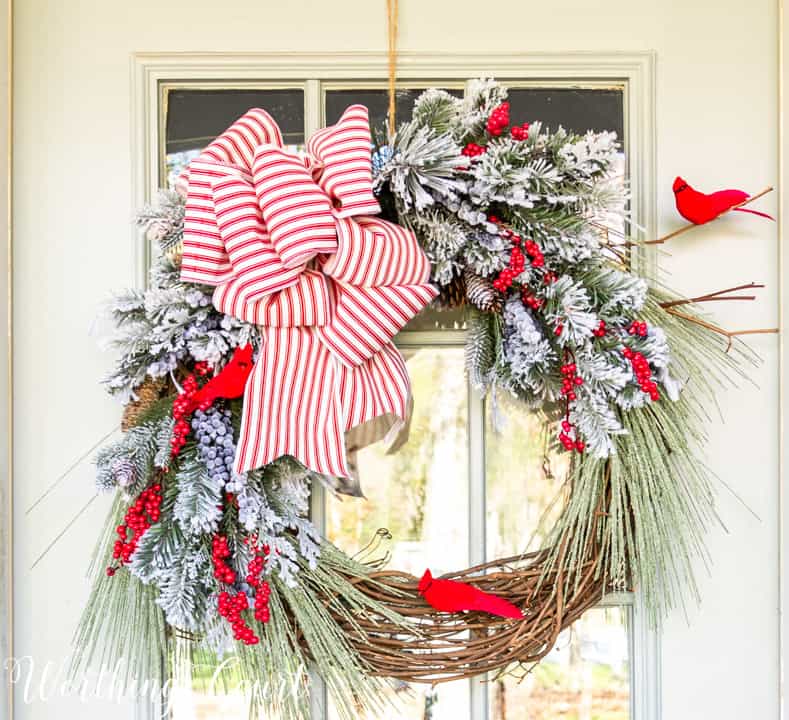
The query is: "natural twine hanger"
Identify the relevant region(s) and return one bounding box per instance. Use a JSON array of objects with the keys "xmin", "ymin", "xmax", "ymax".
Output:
[{"xmin": 386, "ymin": 0, "xmax": 399, "ymax": 139}]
